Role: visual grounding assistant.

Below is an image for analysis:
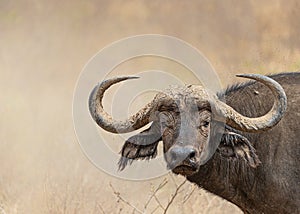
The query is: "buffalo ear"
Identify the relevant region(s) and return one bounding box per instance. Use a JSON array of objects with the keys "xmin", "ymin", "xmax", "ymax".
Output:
[
  {"xmin": 217, "ymin": 131, "xmax": 261, "ymax": 168},
  {"xmin": 118, "ymin": 123, "xmax": 161, "ymax": 171}
]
